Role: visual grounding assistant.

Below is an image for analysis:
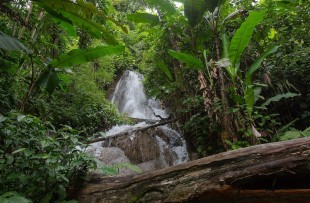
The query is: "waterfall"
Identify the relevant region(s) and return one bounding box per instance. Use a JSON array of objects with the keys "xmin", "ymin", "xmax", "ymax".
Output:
[
  {"xmin": 111, "ymin": 70, "xmax": 167, "ymax": 120},
  {"xmin": 88, "ymin": 70, "xmax": 189, "ymax": 174}
]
